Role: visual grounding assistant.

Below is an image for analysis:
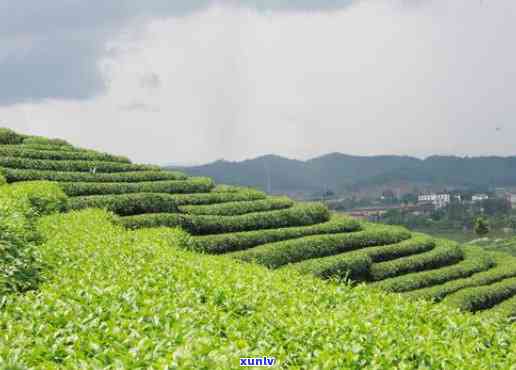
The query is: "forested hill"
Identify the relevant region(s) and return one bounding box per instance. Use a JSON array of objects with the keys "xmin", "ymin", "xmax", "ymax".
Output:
[{"xmin": 169, "ymin": 154, "xmax": 516, "ymax": 194}]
